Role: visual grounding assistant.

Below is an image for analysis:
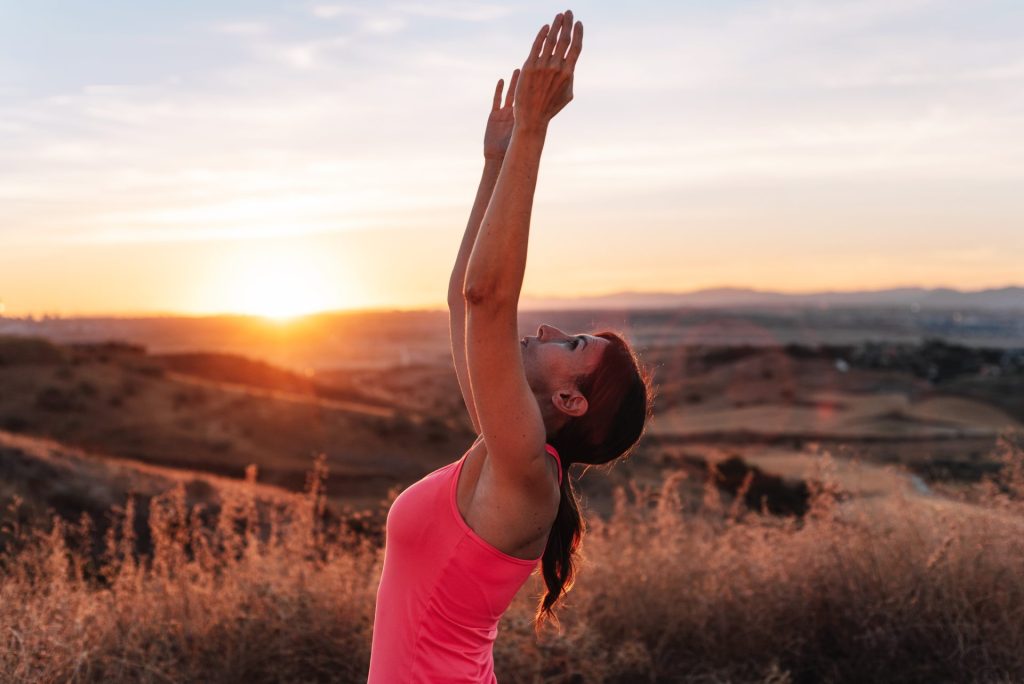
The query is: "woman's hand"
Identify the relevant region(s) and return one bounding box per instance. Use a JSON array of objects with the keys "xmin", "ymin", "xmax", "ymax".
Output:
[
  {"xmin": 484, "ymin": 69, "xmax": 520, "ymax": 160},
  {"xmin": 514, "ymin": 9, "xmax": 583, "ymax": 133}
]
